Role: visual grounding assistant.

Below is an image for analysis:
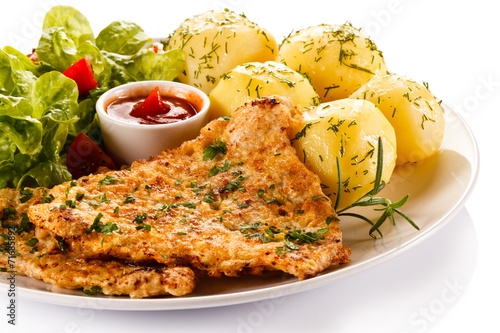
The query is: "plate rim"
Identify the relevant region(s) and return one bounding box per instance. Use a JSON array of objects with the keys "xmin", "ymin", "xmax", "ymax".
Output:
[{"xmin": 0, "ymin": 103, "xmax": 480, "ymax": 311}]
